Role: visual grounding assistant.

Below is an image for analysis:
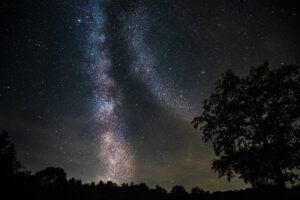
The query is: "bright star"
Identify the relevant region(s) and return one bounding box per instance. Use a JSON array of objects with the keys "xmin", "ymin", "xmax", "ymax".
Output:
[{"xmin": 76, "ymin": 18, "xmax": 82, "ymax": 23}]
